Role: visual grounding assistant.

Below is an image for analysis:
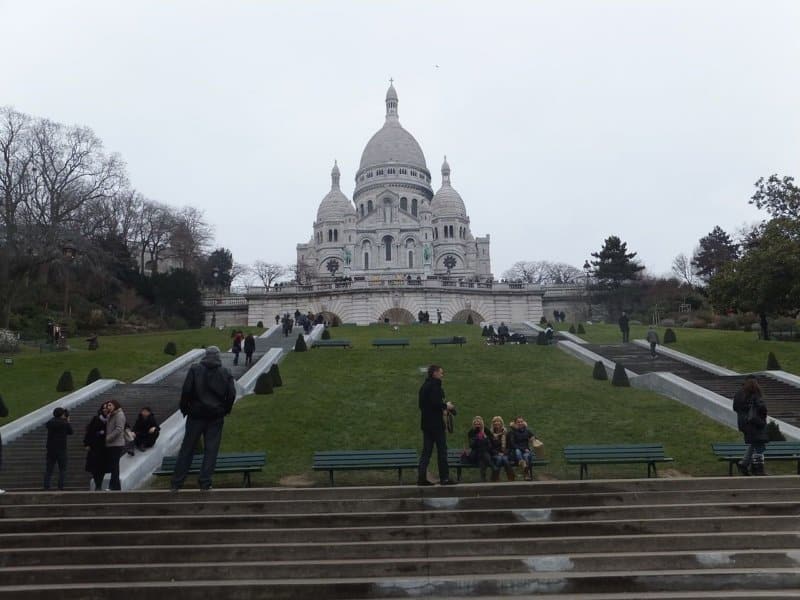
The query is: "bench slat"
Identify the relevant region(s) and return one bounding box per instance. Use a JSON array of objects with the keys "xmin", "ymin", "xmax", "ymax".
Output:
[
  {"xmin": 563, "ymin": 443, "xmax": 672, "ymax": 479},
  {"xmin": 312, "ymin": 449, "xmax": 420, "ymax": 486},
  {"xmin": 154, "ymin": 452, "xmax": 266, "ymax": 487}
]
